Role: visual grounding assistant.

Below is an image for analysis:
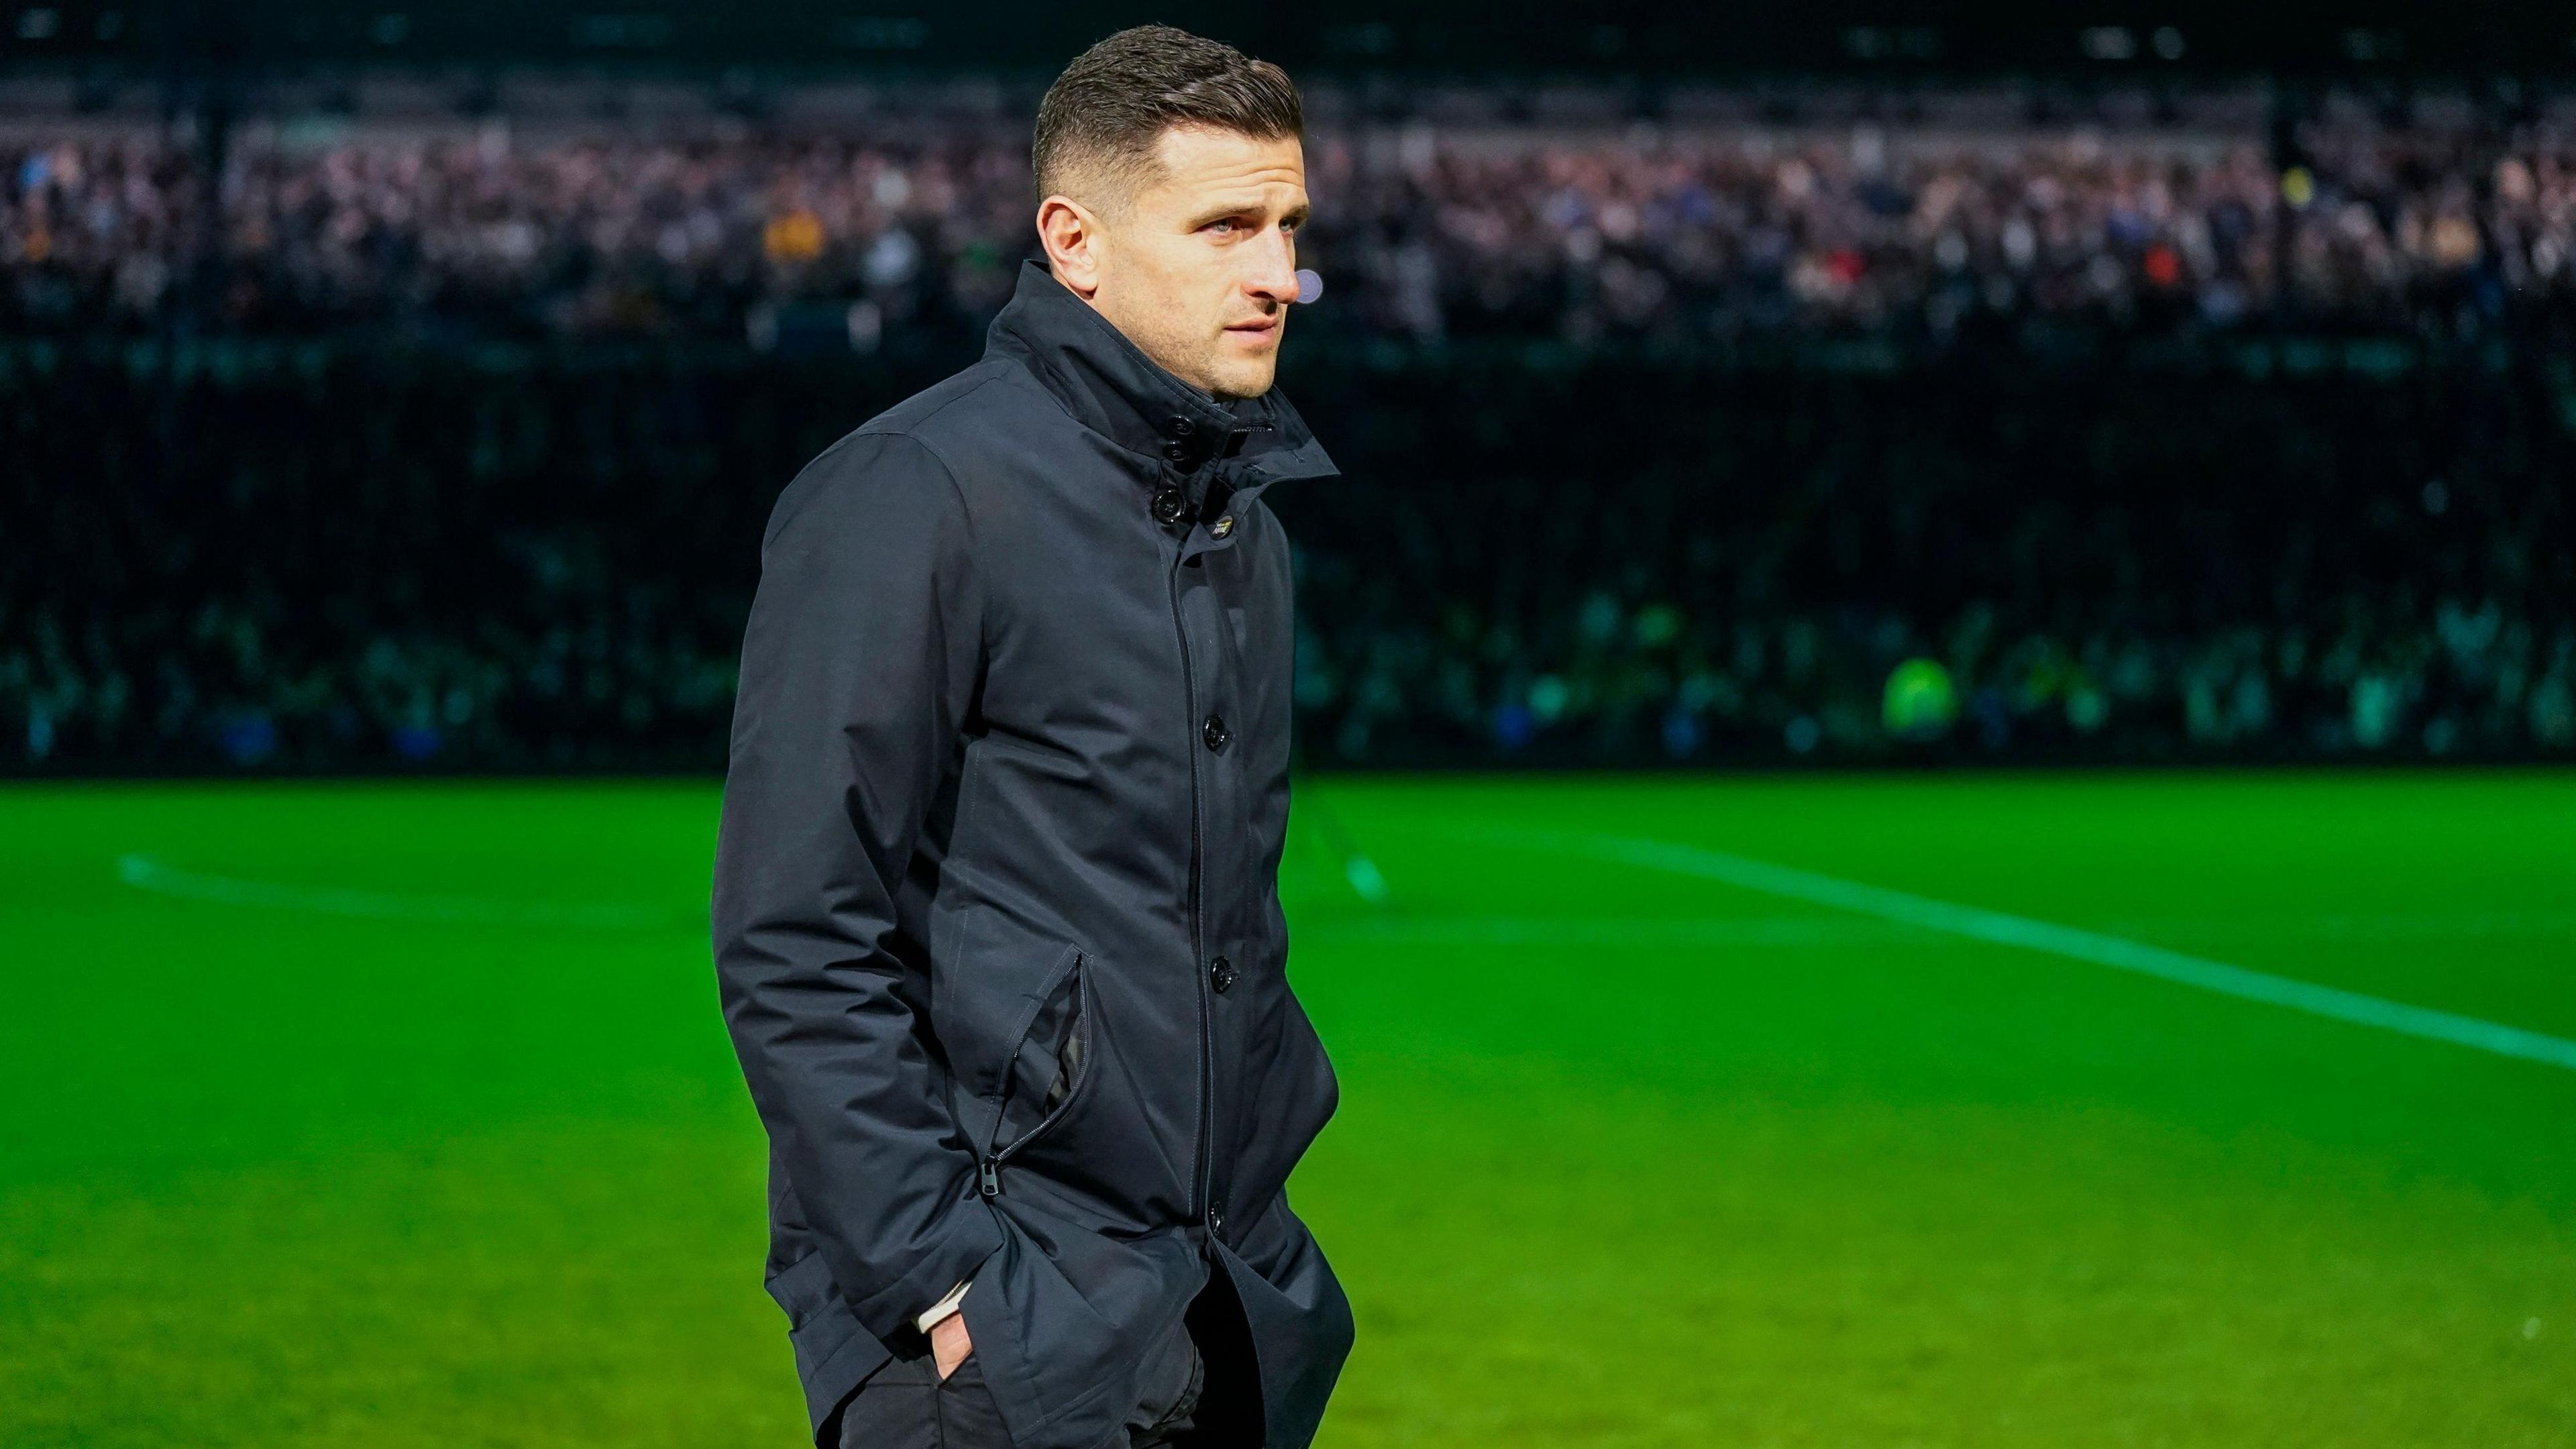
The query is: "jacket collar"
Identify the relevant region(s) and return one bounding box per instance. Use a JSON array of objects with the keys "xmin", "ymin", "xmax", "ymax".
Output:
[{"xmin": 983, "ymin": 258, "xmax": 1338, "ymax": 486}]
